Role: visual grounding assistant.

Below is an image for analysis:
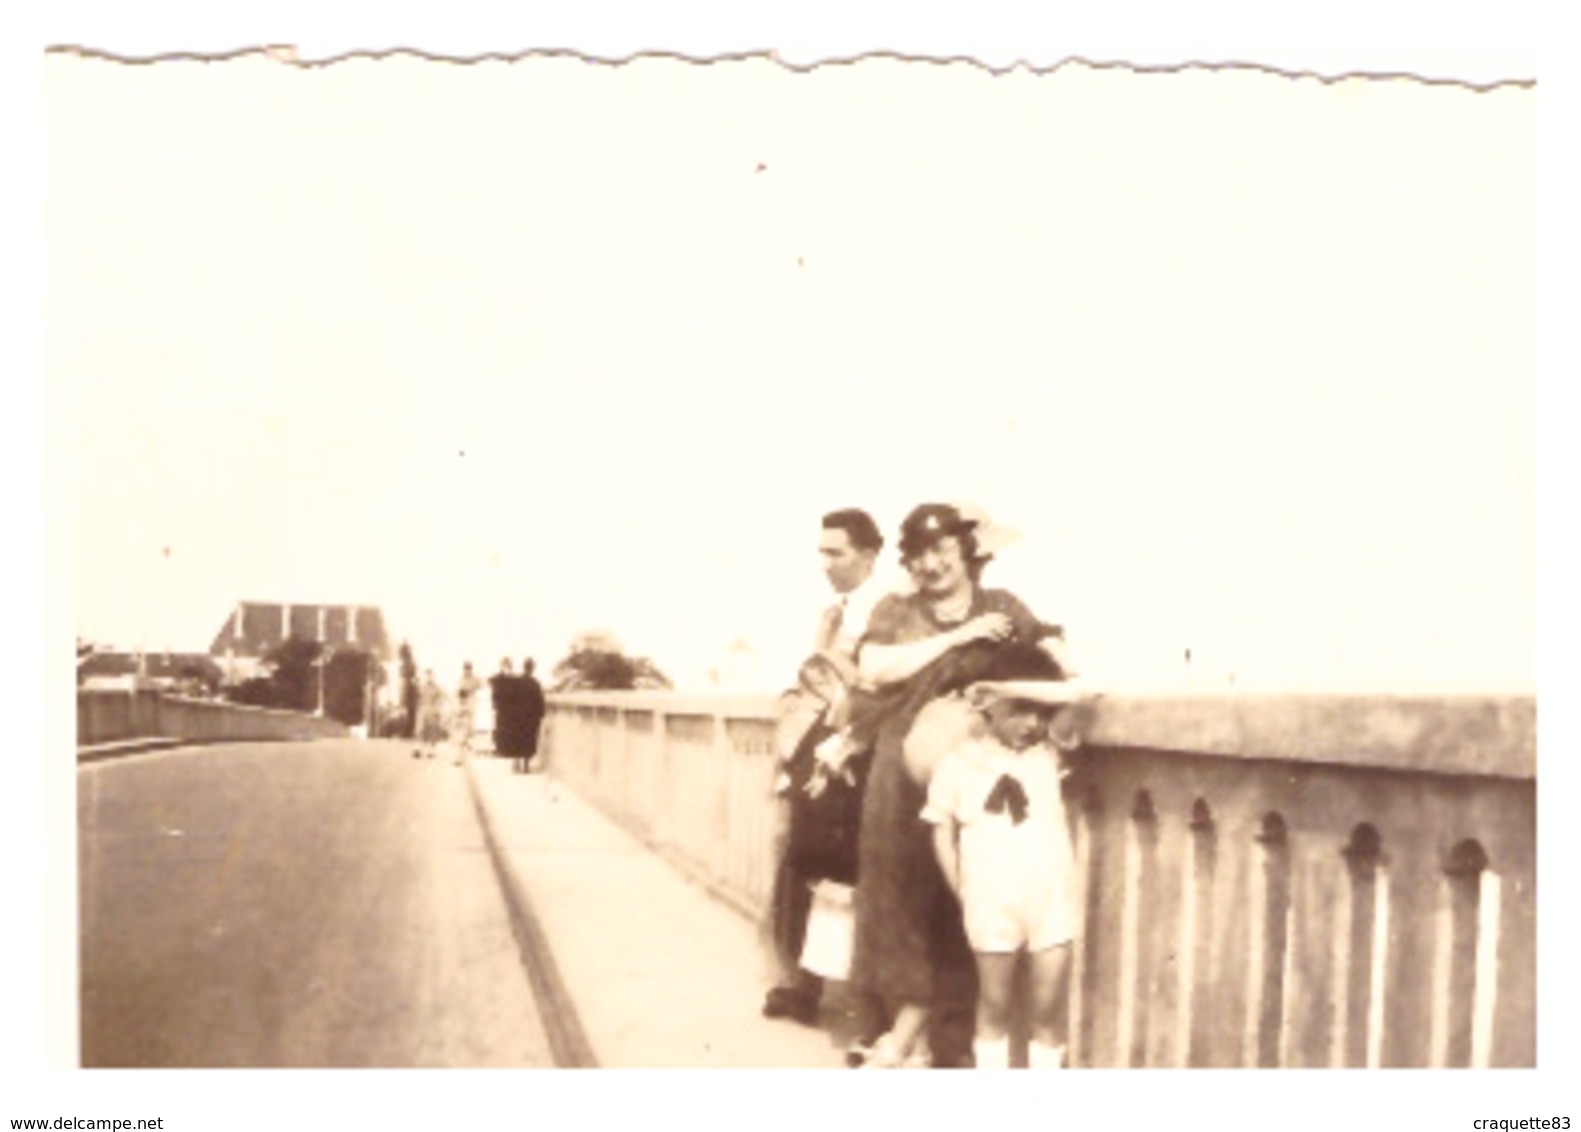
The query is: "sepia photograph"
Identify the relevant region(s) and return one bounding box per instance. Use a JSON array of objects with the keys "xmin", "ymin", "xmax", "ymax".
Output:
[{"xmin": 11, "ymin": 4, "xmax": 1572, "ymax": 1129}]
